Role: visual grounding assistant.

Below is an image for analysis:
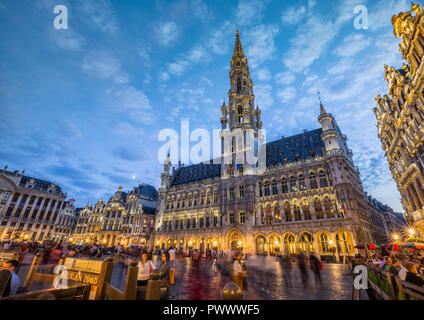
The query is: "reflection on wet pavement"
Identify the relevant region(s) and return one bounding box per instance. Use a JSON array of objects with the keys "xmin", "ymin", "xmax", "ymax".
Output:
[{"xmin": 17, "ymin": 254, "xmax": 353, "ymax": 300}]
